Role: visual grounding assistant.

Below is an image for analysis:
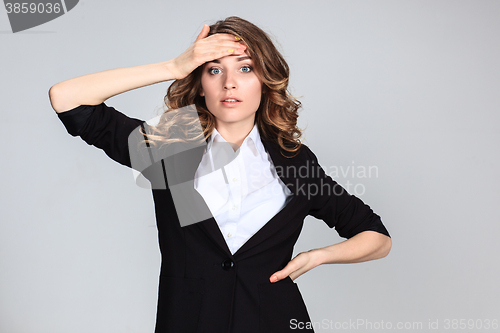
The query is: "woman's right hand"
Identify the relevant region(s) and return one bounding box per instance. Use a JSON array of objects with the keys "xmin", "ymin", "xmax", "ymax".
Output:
[{"xmin": 170, "ymin": 24, "xmax": 247, "ymax": 80}]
